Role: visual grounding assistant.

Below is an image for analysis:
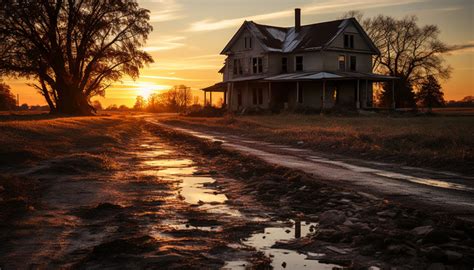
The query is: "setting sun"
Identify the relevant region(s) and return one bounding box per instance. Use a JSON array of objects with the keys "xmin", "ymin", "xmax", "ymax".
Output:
[{"xmin": 131, "ymin": 81, "xmax": 170, "ymax": 99}]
